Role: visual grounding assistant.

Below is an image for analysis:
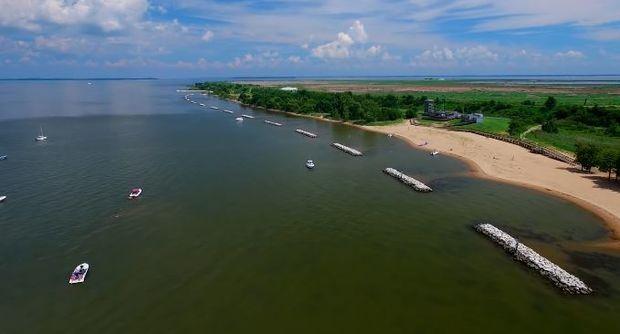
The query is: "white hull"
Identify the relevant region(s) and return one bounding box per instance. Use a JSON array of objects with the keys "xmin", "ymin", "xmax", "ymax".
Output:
[
  {"xmin": 69, "ymin": 263, "xmax": 89, "ymax": 284},
  {"xmin": 128, "ymin": 188, "xmax": 143, "ymax": 199},
  {"xmin": 0, "ymin": 195, "xmax": 6, "ymax": 202}
]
